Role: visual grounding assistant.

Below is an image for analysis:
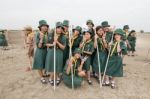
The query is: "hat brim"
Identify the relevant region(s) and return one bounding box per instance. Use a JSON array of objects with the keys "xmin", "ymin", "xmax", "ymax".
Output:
[
  {"xmin": 56, "ymin": 26, "xmax": 64, "ymax": 30},
  {"xmin": 102, "ymin": 25, "xmax": 110, "ymax": 27},
  {"xmin": 73, "ymin": 29, "xmax": 81, "ymax": 33},
  {"xmin": 86, "ymin": 22, "xmax": 94, "ymax": 27},
  {"xmin": 83, "ymin": 31, "xmax": 92, "ymax": 35},
  {"xmin": 38, "ymin": 24, "xmax": 49, "ymax": 28}
]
